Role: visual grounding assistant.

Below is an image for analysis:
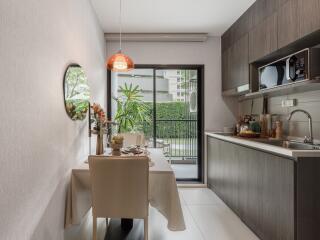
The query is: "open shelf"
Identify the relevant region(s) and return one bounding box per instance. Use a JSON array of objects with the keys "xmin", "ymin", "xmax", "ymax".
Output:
[{"xmin": 239, "ymin": 79, "xmax": 320, "ymax": 101}]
